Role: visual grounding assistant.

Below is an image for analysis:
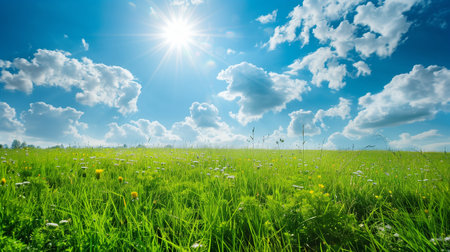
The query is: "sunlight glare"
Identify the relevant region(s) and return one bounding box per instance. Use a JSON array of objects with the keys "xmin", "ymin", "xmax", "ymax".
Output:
[{"xmin": 162, "ymin": 18, "xmax": 194, "ymax": 48}]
